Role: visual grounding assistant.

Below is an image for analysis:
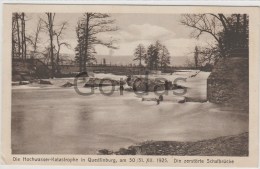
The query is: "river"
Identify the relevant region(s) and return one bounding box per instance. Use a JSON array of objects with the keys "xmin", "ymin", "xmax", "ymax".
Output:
[{"xmin": 11, "ymin": 72, "xmax": 249, "ymax": 154}]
